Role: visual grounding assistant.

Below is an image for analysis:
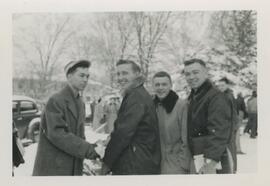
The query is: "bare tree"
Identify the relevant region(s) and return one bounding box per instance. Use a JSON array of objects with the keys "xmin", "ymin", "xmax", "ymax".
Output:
[
  {"xmin": 129, "ymin": 12, "xmax": 171, "ymax": 80},
  {"xmin": 160, "ymin": 12, "xmax": 207, "ymax": 65},
  {"xmin": 13, "ymin": 14, "xmax": 76, "ymax": 98},
  {"xmin": 73, "ymin": 13, "xmax": 136, "ymax": 88}
]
